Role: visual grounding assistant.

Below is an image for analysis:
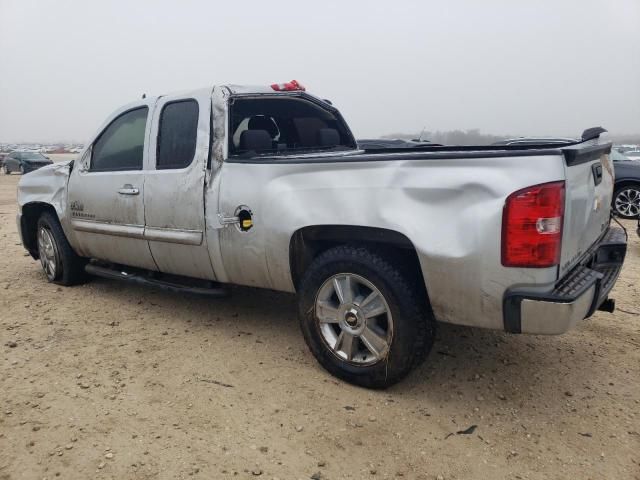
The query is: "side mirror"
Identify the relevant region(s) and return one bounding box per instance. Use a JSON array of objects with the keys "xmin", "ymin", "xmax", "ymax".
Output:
[{"xmin": 78, "ymin": 148, "xmax": 91, "ymax": 172}]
